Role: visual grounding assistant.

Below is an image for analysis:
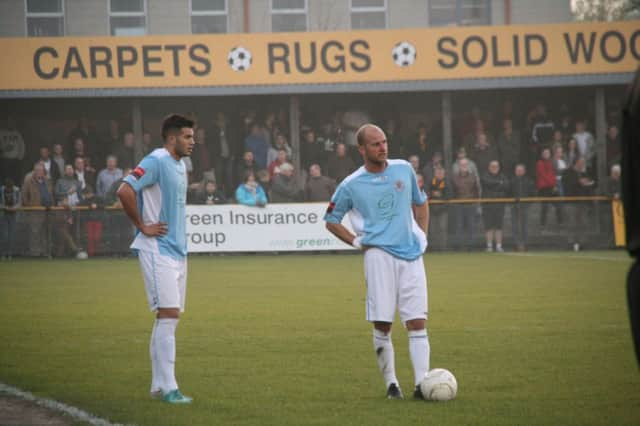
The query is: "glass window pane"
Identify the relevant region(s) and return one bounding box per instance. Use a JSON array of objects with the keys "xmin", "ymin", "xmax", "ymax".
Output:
[
  {"xmin": 110, "ymin": 0, "xmax": 144, "ymax": 13},
  {"xmin": 352, "ymin": 0, "xmax": 385, "ymax": 9},
  {"xmin": 110, "ymin": 16, "xmax": 146, "ymax": 35},
  {"xmin": 430, "ymin": 7, "xmax": 456, "ymax": 26},
  {"xmin": 272, "ymin": 0, "xmax": 305, "ymax": 11},
  {"xmin": 27, "ymin": 0, "xmax": 62, "ymax": 13},
  {"xmin": 271, "ymin": 14, "xmax": 306, "ymax": 32},
  {"xmin": 192, "ymin": 0, "xmax": 225, "ymax": 12},
  {"xmin": 351, "ymin": 12, "xmax": 385, "ymax": 29},
  {"xmin": 191, "ymin": 15, "xmax": 227, "ymax": 33},
  {"xmin": 27, "ymin": 17, "xmax": 63, "ymax": 36}
]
